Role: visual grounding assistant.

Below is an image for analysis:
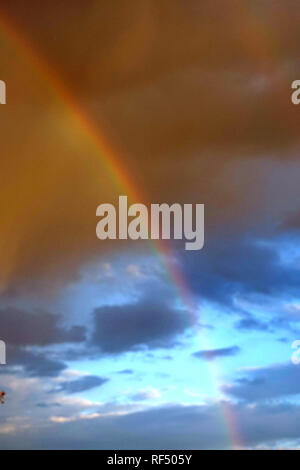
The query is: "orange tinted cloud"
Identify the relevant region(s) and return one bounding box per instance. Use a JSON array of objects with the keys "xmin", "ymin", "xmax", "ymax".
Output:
[{"xmin": 0, "ymin": 1, "xmax": 300, "ymax": 294}]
